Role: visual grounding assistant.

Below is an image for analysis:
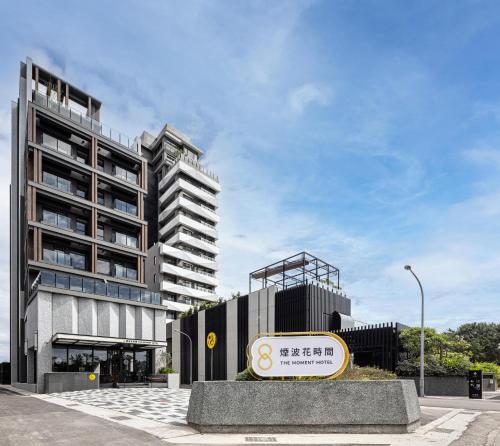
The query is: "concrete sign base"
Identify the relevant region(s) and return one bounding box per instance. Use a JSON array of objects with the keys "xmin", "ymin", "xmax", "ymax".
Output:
[{"xmin": 187, "ymin": 380, "xmax": 421, "ymax": 433}]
